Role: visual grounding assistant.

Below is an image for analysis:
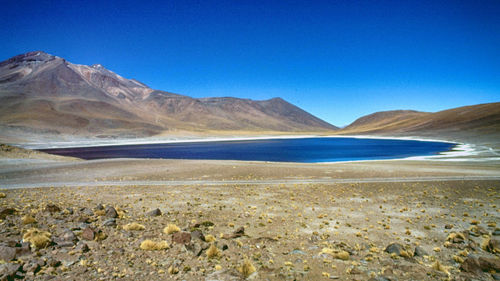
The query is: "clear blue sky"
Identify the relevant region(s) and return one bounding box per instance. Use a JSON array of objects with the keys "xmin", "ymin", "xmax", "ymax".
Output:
[{"xmin": 1, "ymin": 0, "xmax": 499, "ymax": 126}]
